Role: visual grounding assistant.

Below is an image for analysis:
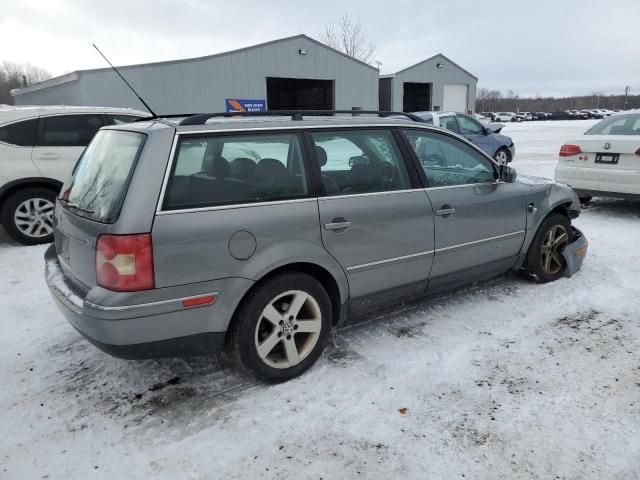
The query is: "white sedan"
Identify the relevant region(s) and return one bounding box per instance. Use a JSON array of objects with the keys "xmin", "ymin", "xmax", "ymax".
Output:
[{"xmin": 554, "ymin": 112, "xmax": 640, "ymax": 202}]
